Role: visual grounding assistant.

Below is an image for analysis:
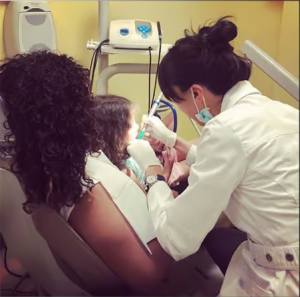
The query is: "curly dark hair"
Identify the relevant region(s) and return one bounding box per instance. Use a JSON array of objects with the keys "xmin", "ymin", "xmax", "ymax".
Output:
[
  {"xmin": 93, "ymin": 95, "xmax": 136, "ymax": 167},
  {"xmin": 0, "ymin": 51, "xmax": 100, "ymax": 213}
]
